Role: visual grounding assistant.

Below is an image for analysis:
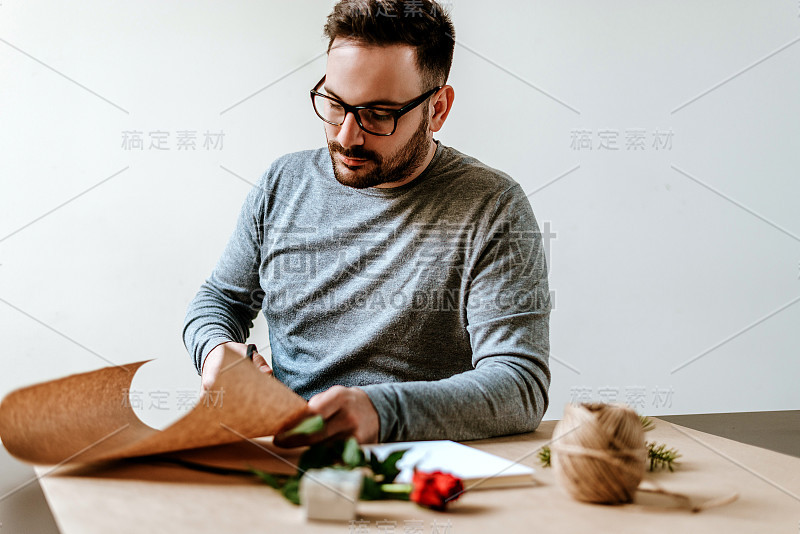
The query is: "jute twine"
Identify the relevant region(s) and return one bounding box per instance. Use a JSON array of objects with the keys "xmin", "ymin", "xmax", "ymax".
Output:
[{"xmin": 551, "ymin": 402, "xmax": 739, "ymax": 513}]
